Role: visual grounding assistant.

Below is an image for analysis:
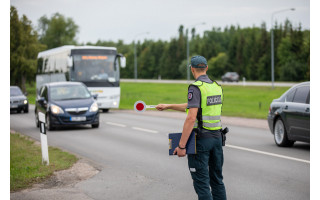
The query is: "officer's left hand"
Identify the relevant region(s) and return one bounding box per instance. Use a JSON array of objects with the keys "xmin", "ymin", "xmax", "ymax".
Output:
[
  {"xmin": 173, "ymin": 147, "xmax": 186, "ymax": 157},
  {"xmin": 155, "ymin": 104, "xmax": 168, "ymax": 111}
]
